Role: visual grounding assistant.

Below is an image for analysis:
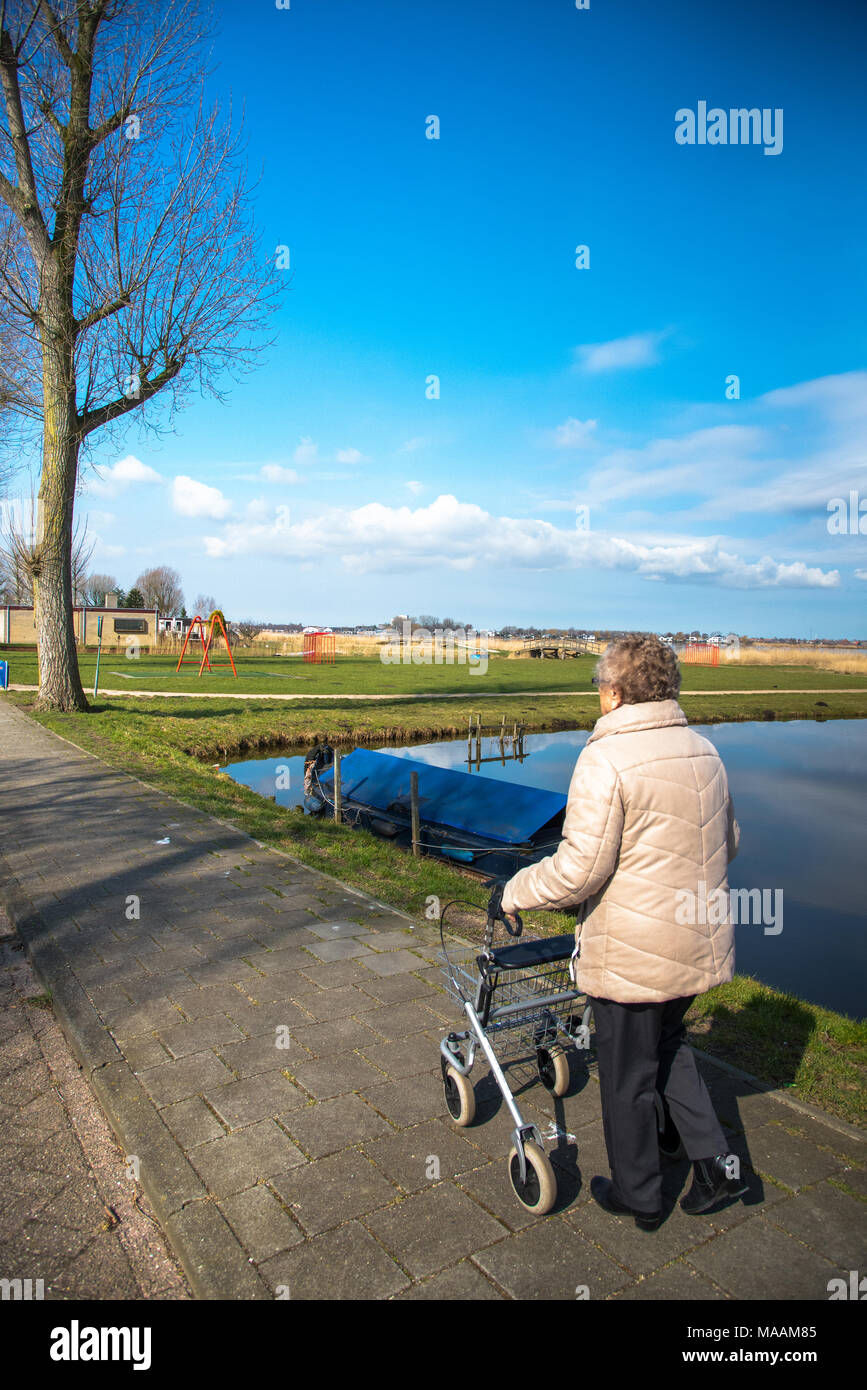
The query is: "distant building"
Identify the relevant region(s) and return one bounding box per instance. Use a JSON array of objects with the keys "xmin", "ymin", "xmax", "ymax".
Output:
[
  {"xmin": 157, "ymin": 616, "xmax": 193, "ymax": 636},
  {"xmin": 2, "ymin": 603, "xmax": 157, "ymax": 649}
]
